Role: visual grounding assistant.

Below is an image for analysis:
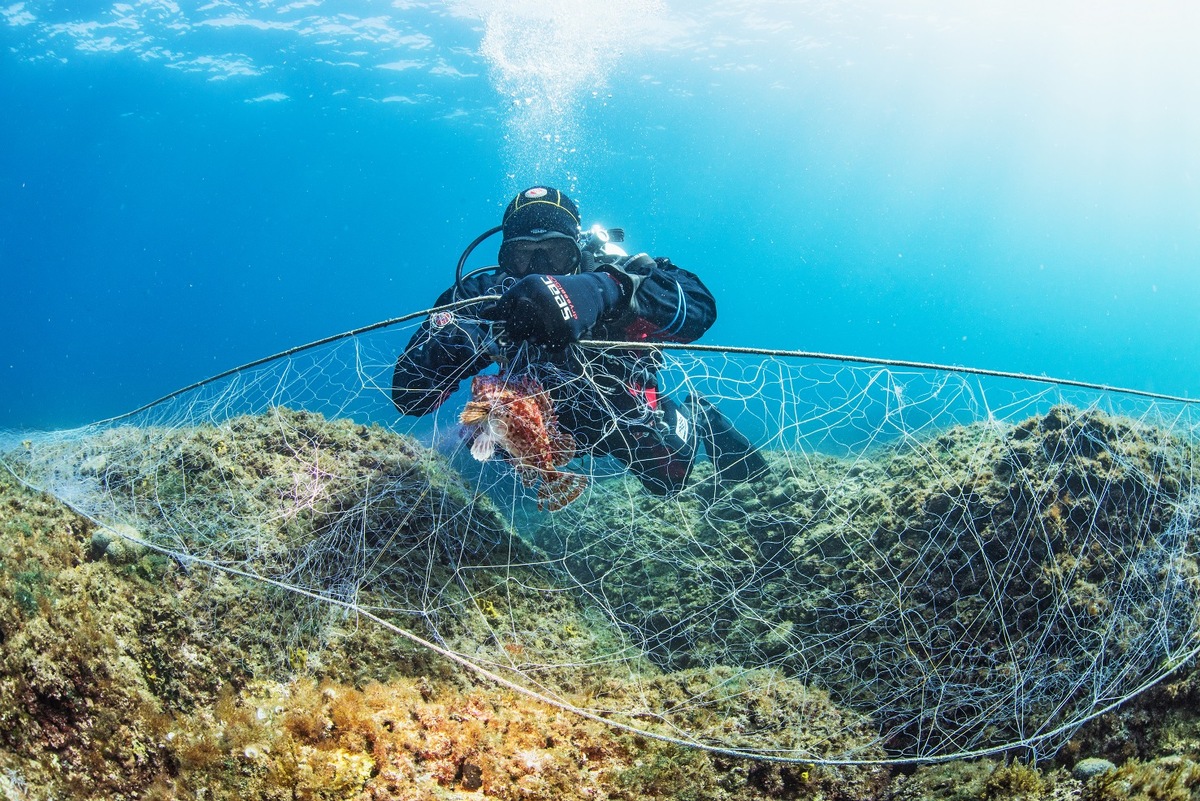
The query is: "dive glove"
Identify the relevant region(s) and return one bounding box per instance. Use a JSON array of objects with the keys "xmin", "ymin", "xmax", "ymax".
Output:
[{"xmin": 481, "ymin": 272, "xmax": 624, "ymax": 349}]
